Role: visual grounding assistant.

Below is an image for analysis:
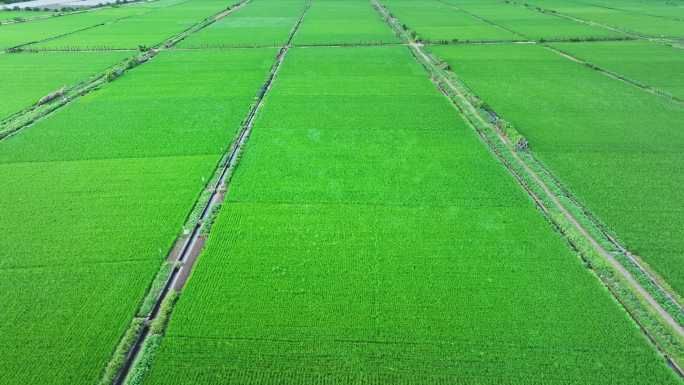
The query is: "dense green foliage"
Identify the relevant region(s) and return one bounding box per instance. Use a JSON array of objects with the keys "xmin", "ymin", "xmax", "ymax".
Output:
[
  {"xmin": 526, "ymin": 0, "xmax": 684, "ymax": 37},
  {"xmin": 432, "ymin": 43, "xmax": 684, "ymax": 297},
  {"xmin": 177, "ymin": 0, "xmax": 306, "ymax": 48},
  {"xmin": 0, "ymin": 49, "xmax": 276, "ymax": 385},
  {"xmin": 551, "ymin": 40, "xmax": 684, "ymax": 100},
  {"xmin": 294, "ymin": 0, "xmax": 399, "ymax": 45},
  {"xmin": 141, "ymin": 46, "xmax": 679, "ymax": 385},
  {"xmin": 0, "ymin": 51, "xmax": 131, "ymax": 119}
]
